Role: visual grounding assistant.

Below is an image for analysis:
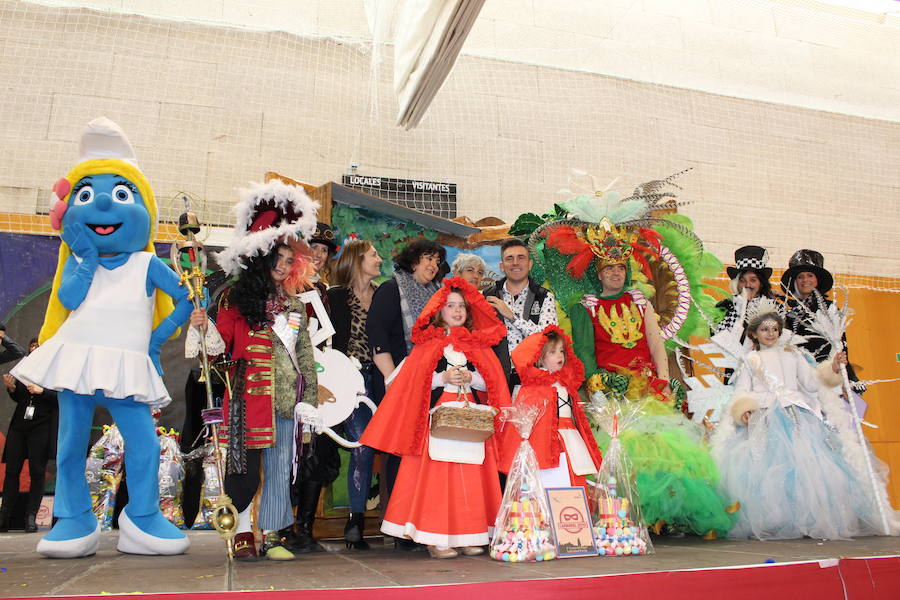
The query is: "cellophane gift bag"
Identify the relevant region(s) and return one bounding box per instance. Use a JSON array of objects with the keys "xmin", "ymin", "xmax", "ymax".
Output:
[
  {"xmin": 490, "ymin": 403, "xmax": 557, "ymax": 562},
  {"xmin": 588, "ymin": 396, "xmax": 653, "ymax": 556},
  {"xmin": 85, "ymin": 424, "xmax": 124, "ymax": 530},
  {"xmin": 191, "ymin": 442, "xmax": 225, "ymax": 530},
  {"xmin": 157, "ymin": 427, "xmax": 186, "ymax": 528}
]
